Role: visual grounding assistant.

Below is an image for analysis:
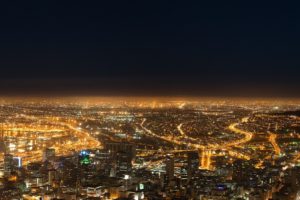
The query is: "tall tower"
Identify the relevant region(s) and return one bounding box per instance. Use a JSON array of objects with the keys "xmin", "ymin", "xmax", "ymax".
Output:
[
  {"xmin": 116, "ymin": 151, "xmax": 132, "ymax": 178},
  {"xmin": 187, "ymin": 151, "xmax": 199, "ymax": 182},
  {"xmin": 0, "ymin": 123, "xmax": 6, "ymax": 153},
  {"xmin": 0, "ymin": 123, "xmax": 3, "ymax": 139},
  {"xmin": 165, "ymin": 154, "xmax": 174, "ymax": 183},
  {"xmin": 4, "ymin": 154, "xmax": 14, "ymax": 177}
]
